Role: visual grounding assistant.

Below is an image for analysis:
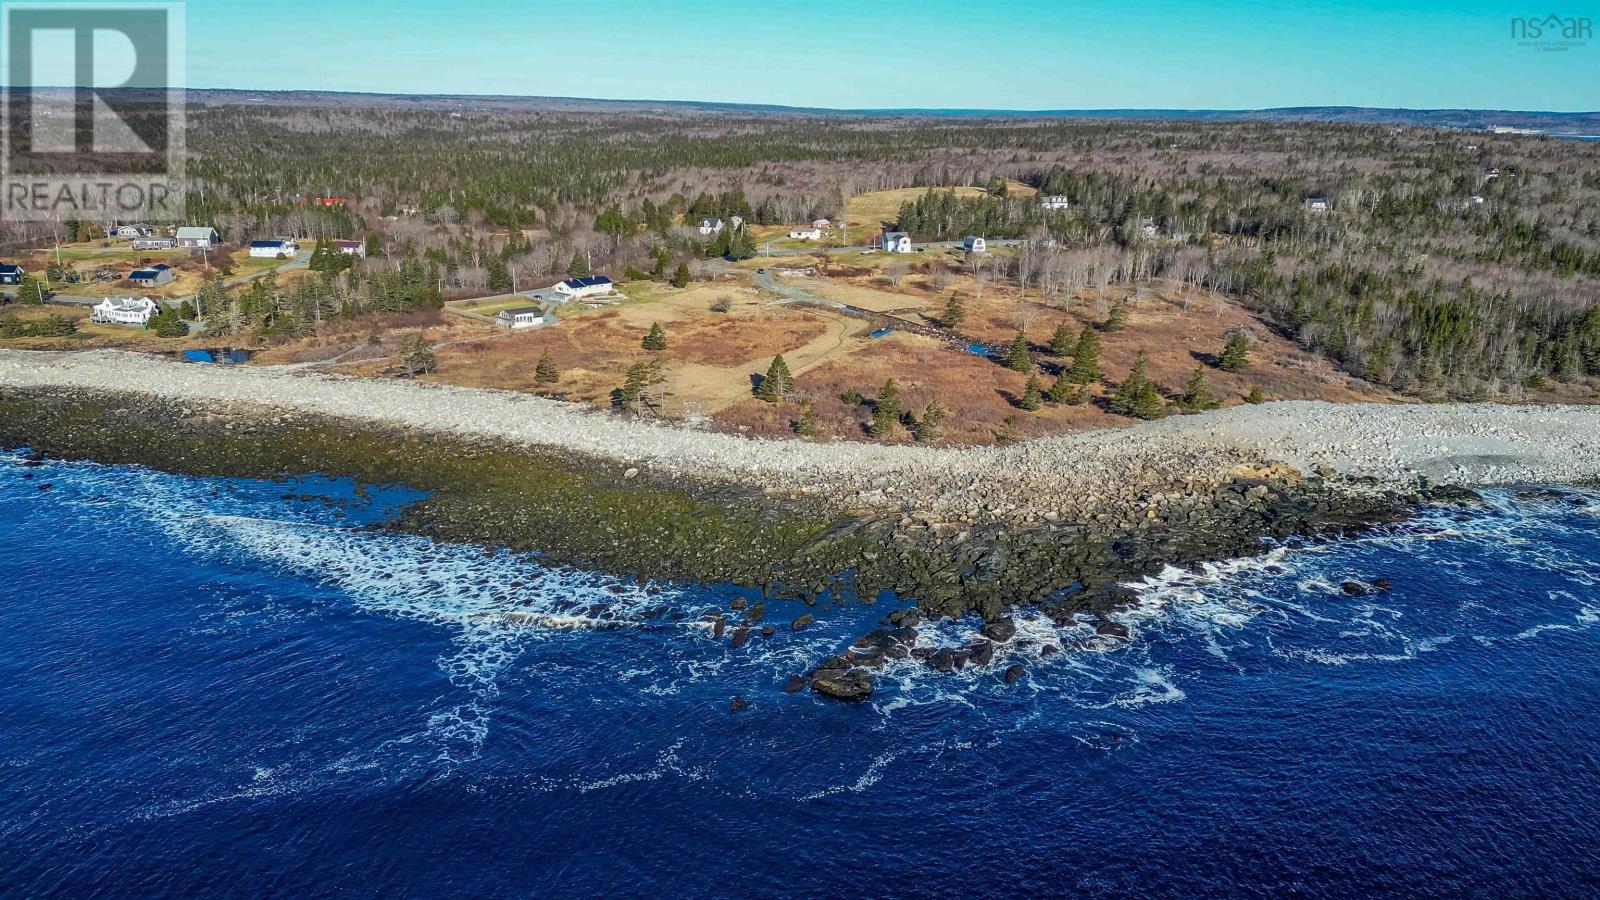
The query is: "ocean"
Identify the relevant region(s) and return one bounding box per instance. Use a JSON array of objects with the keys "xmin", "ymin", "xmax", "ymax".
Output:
[{"xmin": 2, "ymin": 453, "xmax": 1597, "ymax": 897}]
